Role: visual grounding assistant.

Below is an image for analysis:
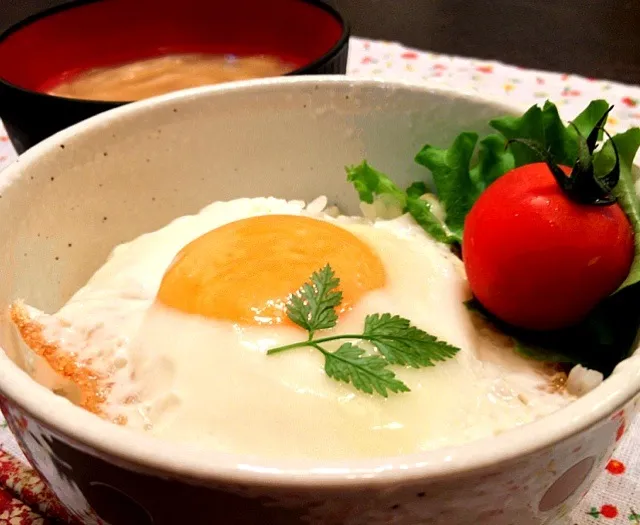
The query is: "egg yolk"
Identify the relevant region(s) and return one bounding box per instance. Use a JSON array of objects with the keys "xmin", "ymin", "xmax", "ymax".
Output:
[{"xmin": 157, "ymin": 215, "xmax": 386, "ymax": 326}]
